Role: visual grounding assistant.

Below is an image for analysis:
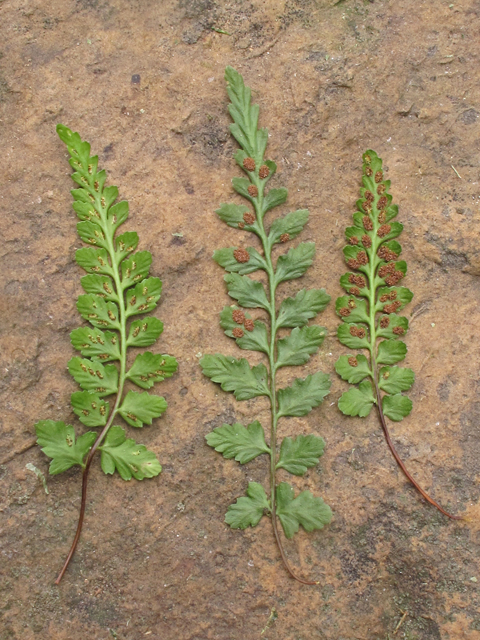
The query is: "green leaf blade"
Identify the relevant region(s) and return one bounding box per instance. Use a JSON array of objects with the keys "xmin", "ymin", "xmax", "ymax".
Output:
[
  {"xmin": 35, "ymin": 420, "xmax": 96, "ymax": 475},
  {"xmin": 224, "ymin": 273, "xmax": 269, "ymax": 310},
  {"xmin": 277, "ymin": 371, "xmax": 331, "ymax": 418},
  {"xmin": 115, "ymin": 231, "xmax": 139, "ymax": 261},
  {"xmin": 337, "ymin": 323, "xmax": 370, "ymax": 350},
  {"xmin": 376, "ymin": 313, "xmax": 409, "ymax": 339},
  {"xmin": 213, "ymin": 247, "xmax": 266, "ymax": 275},
  {"xmin": 206, "ymin": 421, "xmax": 270, "ymax": 464},
  {"xmin": 276, "ymin": 483, "xmax": 332, "ymax": 539},
  {"xmin": 108, "ymin": 200, "xmax": 129, "ymax": 229},
  {"xmin": 220, "ymin": 306, "xmax": 269, "ymax": 354},
  {"xmin": 236, "ymin": 322, "xmax": 269, "ymax": 353},
  {"xmin": 337, "ymin": 380, "xmax": 375, "ymax": 417},
  {"xmin": 225, "ymin": 66, "xmax": 257, "ymax": 158},
  {"xmin": 200, "ymin": 354, "xmax": 270, "ymax": 401},
  {"xmin": 263, "ymin": 188, "xmax": 288, "ymax": 213},
  {"xmin": 119, "ymin": 391, "xmax": 167, "ymax": 428},
  {"xmin": 121, "ymin": 251, "xmax": 152, "ymax": 288},
  {"xmin": 75, "ymin": 247, "xmax": 113, "ymax": 276},
  {"xmin": 335, "ymin": 354, "xmax": 372, "ymax": 384},
  {"xmin": 125, "ymin": 277, "xmax": 162, "ymax": 318},
  {"xmin": 268, "ymin": 209, "xmax": 309, "ymax": 245},
  {"xmin": 274, "ymin": 242, "xmax": 315, "ymax": 285},
  {"xmin": 377, "ymin": 339, "xmax": 407, "ymax": 365},
  {"xmin": 276, "ymin": 434, "xmax": 325, "ymax": 476},
  {"xmin": 77, "ymin": 294, "xmax": 120, "ymax": 330},
  {"xmin": 340, "ymin": 272, "xmax": 369, "ymax": 297},
  {"xmin": 72, "ymin": 200, "xmax": 100, "ymax": 222},
  {"xmin": 232, "ymin": 176, "xmax": 256, "ymax": 202},
  {"xmin": 99, "ymin": 426, "xmax": 162, "ymax": 480},
  {"xmin": 375, "ymin": 286, "xmax": 413, "ymax": 313},
  {"xmin": 71, "ymin": 391, "xmax": 109, "ymax": 427},
  {"xmin": 215, "ymin": 202, "xmax": 251, "ymax": 229},
  {"xmin": 126, "ymin": 352, "xmax": 178, "ymax": 389},
  {"xmin": 336, "ymin": 295, "xmax": 369, "ymax": 324},
  {"xmin": 76, "ymin": 221, "xmax": 108, "ymax": 249},
  {"xmin": 68, "ymin": 357, "xmax": 118, "ymax": 396},
  {"xmin": 80, "ymin": 275, "xmax": 118, "ymax": 302},
  {"xmin": 276, "ymin": 325, "xmax": 326, "ymax": 368},
  {"xmin": 70, "ymin": 327, "xmax": 120, "ymax": 362},
  {"xmin": 378, "ymin": 366, "xmax": 415, "ymax": 394},
  {"xmin": 382, "ymin": 393, "xmax": 413, "ymax": 421},
  {"xmin": 225, "ymin": 482, "xmax": 270, "ymax": 529},
  {"xmin": 126, "ymin": 317, "xmax": 164, "ymax": 347},
  {"xmin": 277, "ymin": 288, "xmax": 331, "ymax": 328}
]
